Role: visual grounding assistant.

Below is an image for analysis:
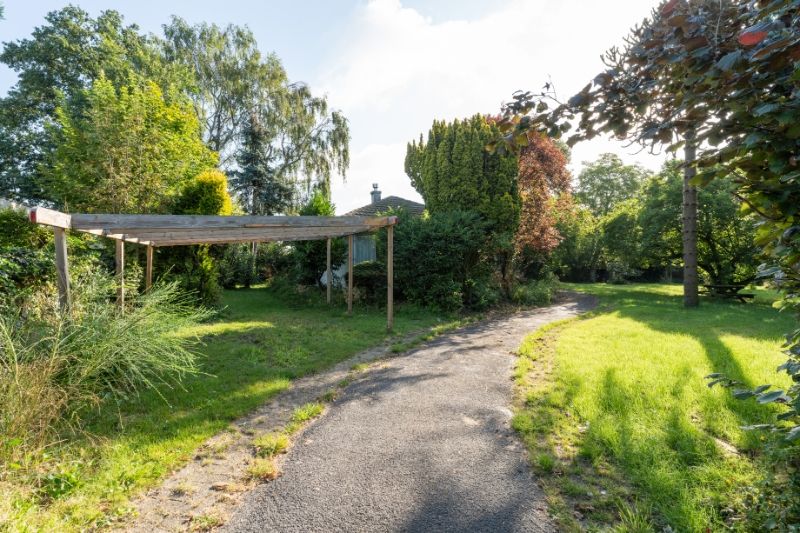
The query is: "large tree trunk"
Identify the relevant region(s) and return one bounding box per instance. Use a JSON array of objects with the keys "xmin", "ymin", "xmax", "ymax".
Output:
[{"xmin": 683, "ymin": 132, "xmax": 699, "ymax": 307}]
